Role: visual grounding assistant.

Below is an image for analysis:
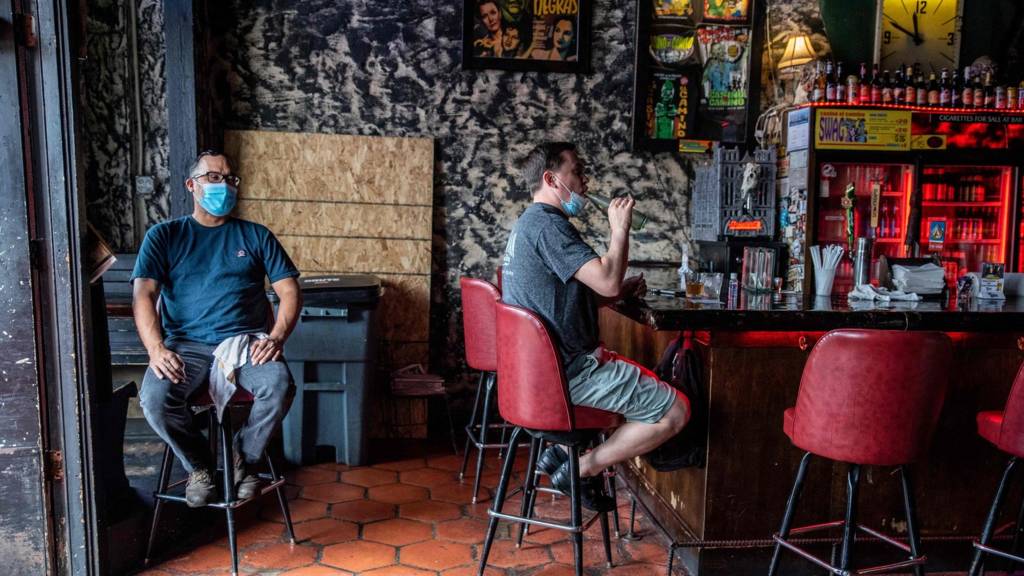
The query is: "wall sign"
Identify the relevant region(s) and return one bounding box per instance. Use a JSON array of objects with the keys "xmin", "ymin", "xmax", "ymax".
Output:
[{"xmin": 814, "ymin": 108, "xmax": 911, "ymax": 151}]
